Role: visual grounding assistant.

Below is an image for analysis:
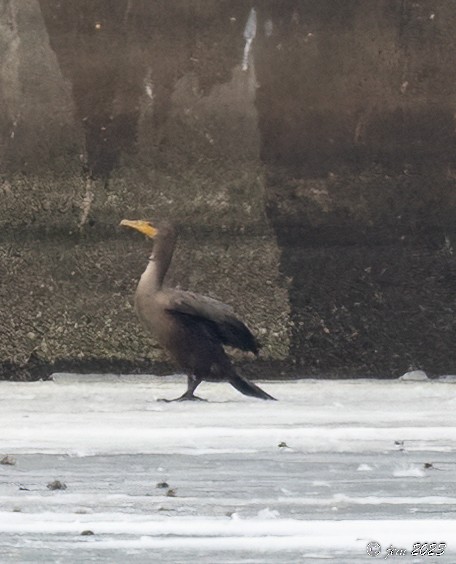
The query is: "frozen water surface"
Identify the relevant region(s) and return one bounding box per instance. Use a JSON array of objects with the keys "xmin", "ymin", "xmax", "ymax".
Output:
[{"xmin": 0, "ymin": 375, "xmax": 455, "ymax": 563}]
